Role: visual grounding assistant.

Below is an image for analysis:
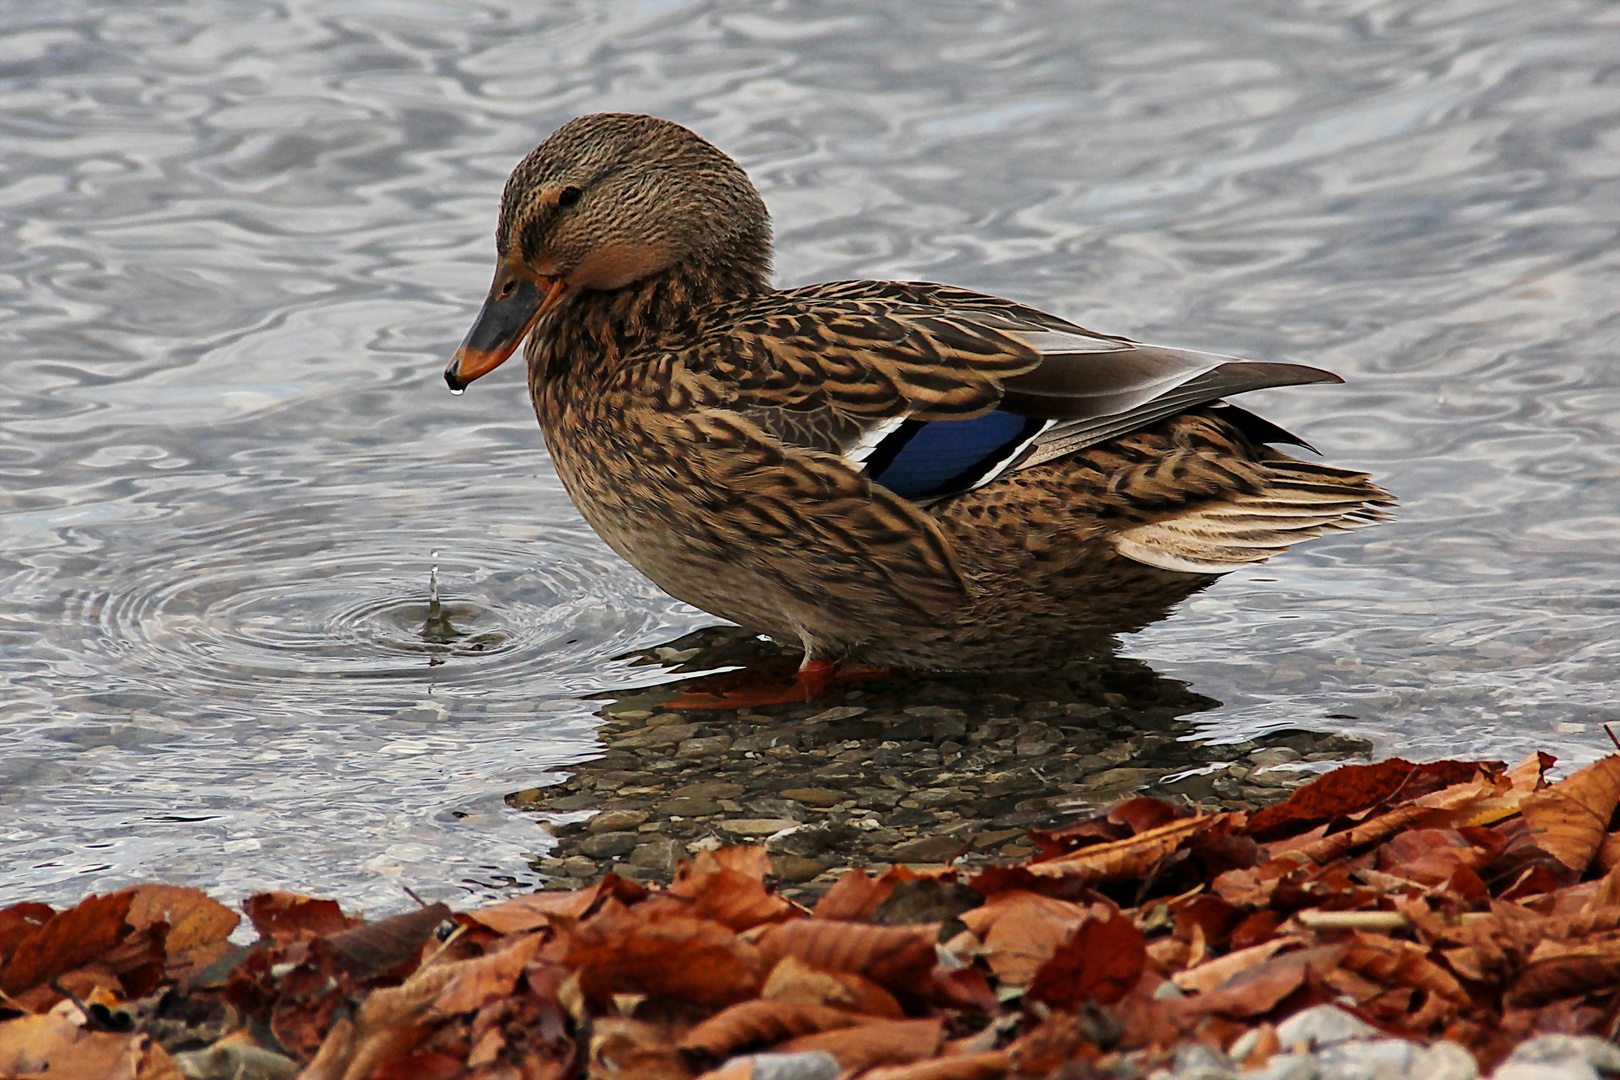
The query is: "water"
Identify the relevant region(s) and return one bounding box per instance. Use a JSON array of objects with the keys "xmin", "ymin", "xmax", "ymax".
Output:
[{"xmin": 2, "ymin": 0, "xmax": 1617, "ymax": 913}]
